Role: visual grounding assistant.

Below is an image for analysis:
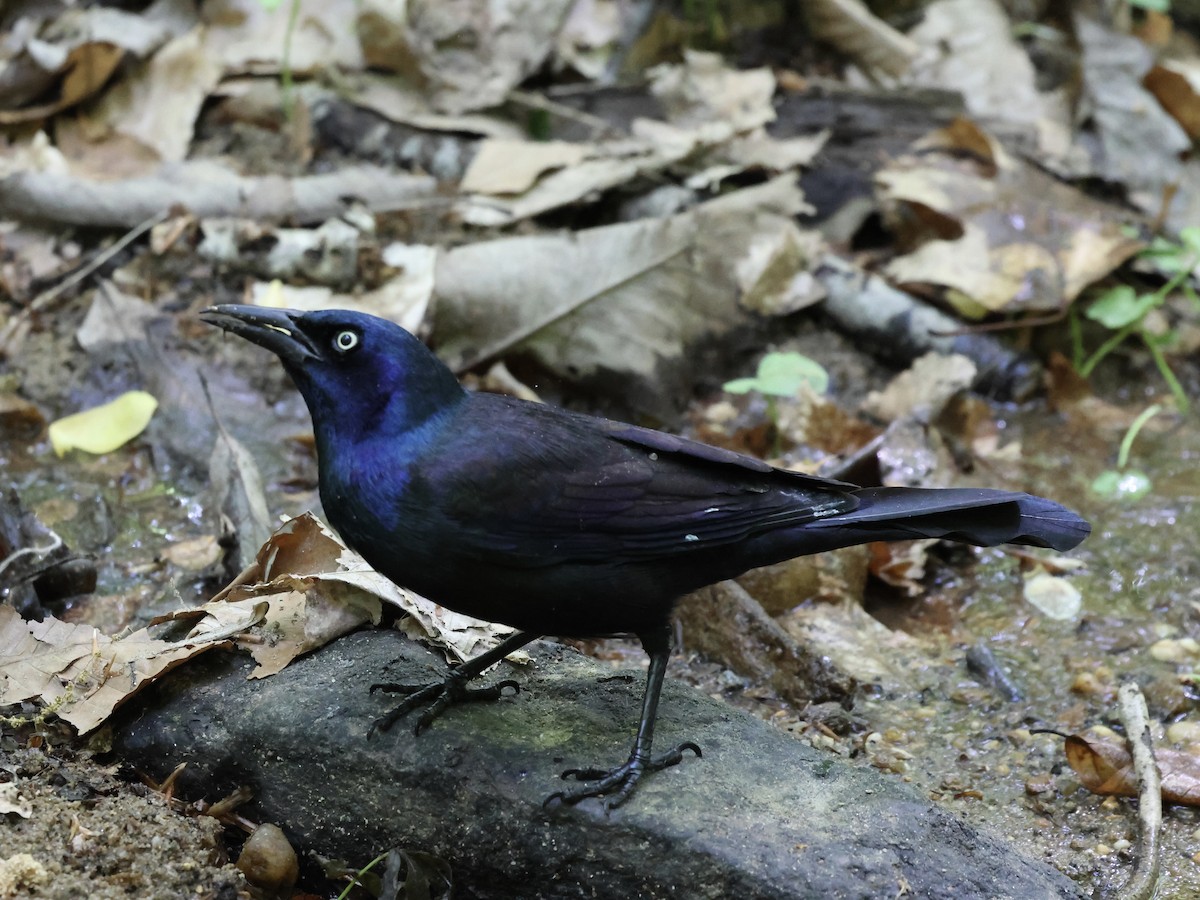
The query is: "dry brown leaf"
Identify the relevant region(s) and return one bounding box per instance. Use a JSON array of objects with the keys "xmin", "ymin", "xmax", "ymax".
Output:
[
  {"xmin": 90, "ymin": 28, "xmax": 224, "ymax": 163},
  {"xmin": 1075, "ymin": 15, "xmax": 1190, "ymax": 200},
  {"xmin": 1063, "ymin": 728, "xmax": 1200, "ymax": 806},
  {"xmin": 354, "ymin": 0, "xmax": 571, "ymax": 114},
  {"xmin": 455, "ymin": 132, "xmax": 688, "ymax": 227},
  {"xmin": 437, "ymin": 175, "xmax": 814, "ymax": 394},
  {"xmin": 863, "ymin": 352, "xmax": 977, "ymax": 423},
  {"xmin": 801, "ymin": 0, "xmax": 917, "ymax": 79},
  {"xmin": 204, "ymin": 0, "xmax": 364, "ymax": 75},
  {"xmin": 868, "ymin": 539, "xmax": 934, "ymax": 595},
  {"xmin": 905, "ymin": 0, "xmax": 1041, "ymax": 127},
  {"xmin": 649, "ymin": 50, "xmax": 776, "ymax": 133},
  {"xmin": 460, "ymin": 140, "xmax": 589, "ymax": 195},
  {"xmin": 0, "ymin": 43, "xmax": 125, "ymax": 125},
  {"xmin": 340, "ymin": 73, "xmax": 521, "ymax": 138},
  {"xmin": 1144, "ymin": 60, "xmax": 1200, "ymax": 140},
  {"xmin": 202, "ymin": 513, "xmax": 517, "ymax": 673},
  {"xmin": 0, "ymin": 510, "xmax": 518, "ymax": 732},
  {"xmin": 1045, "ymin": 352, "xmax": 1143, "ymax": 434},
  {"xmin": 0, "ymin": 603, "xmax": 236, "ymax": 734},
  {"xmin": 161, "ymin": 535, "xmax": 222, "ymax": 571},
  {"xmin": 878, "ymin": 119, "xmax": 1143, "ymax": 318}
]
